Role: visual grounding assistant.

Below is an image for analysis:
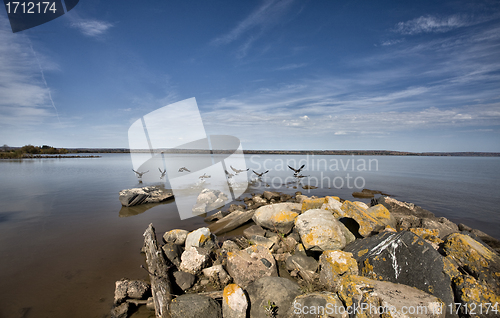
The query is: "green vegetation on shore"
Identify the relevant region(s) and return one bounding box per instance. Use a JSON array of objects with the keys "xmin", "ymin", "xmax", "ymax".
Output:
[{"xmin": 0, "ymin": 144, "xmax": 69, "ymax": 159}]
